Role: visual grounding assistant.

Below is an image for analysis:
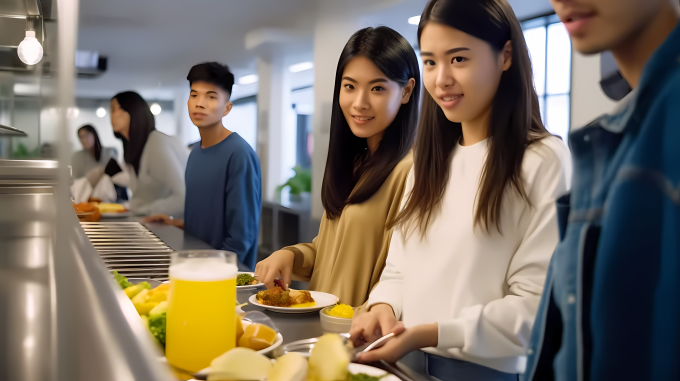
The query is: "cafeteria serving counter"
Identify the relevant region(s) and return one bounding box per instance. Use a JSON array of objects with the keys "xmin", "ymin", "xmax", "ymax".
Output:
[{"xmin": 0, "ymin": 159, "xmax": 433, "ymax": 381}]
